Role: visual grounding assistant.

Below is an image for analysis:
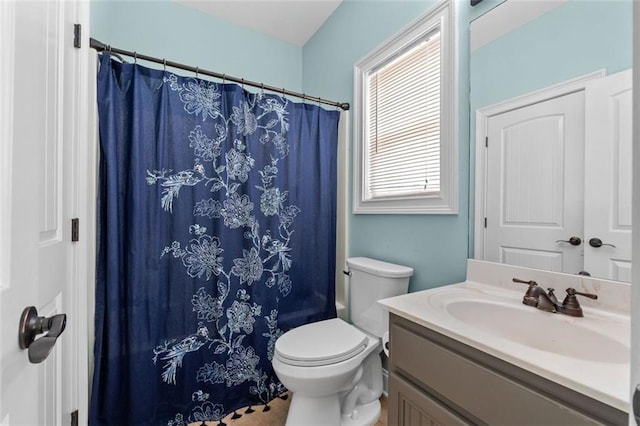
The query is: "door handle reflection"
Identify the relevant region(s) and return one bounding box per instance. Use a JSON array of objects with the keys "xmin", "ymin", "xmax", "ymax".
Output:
[
  {"xmin": 588, "ymin": 238, "xmax": 616, "ymax": 248},
  {"xmin": 555, "ymin": 236, "xmax": 582, "ymax": 246}
]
